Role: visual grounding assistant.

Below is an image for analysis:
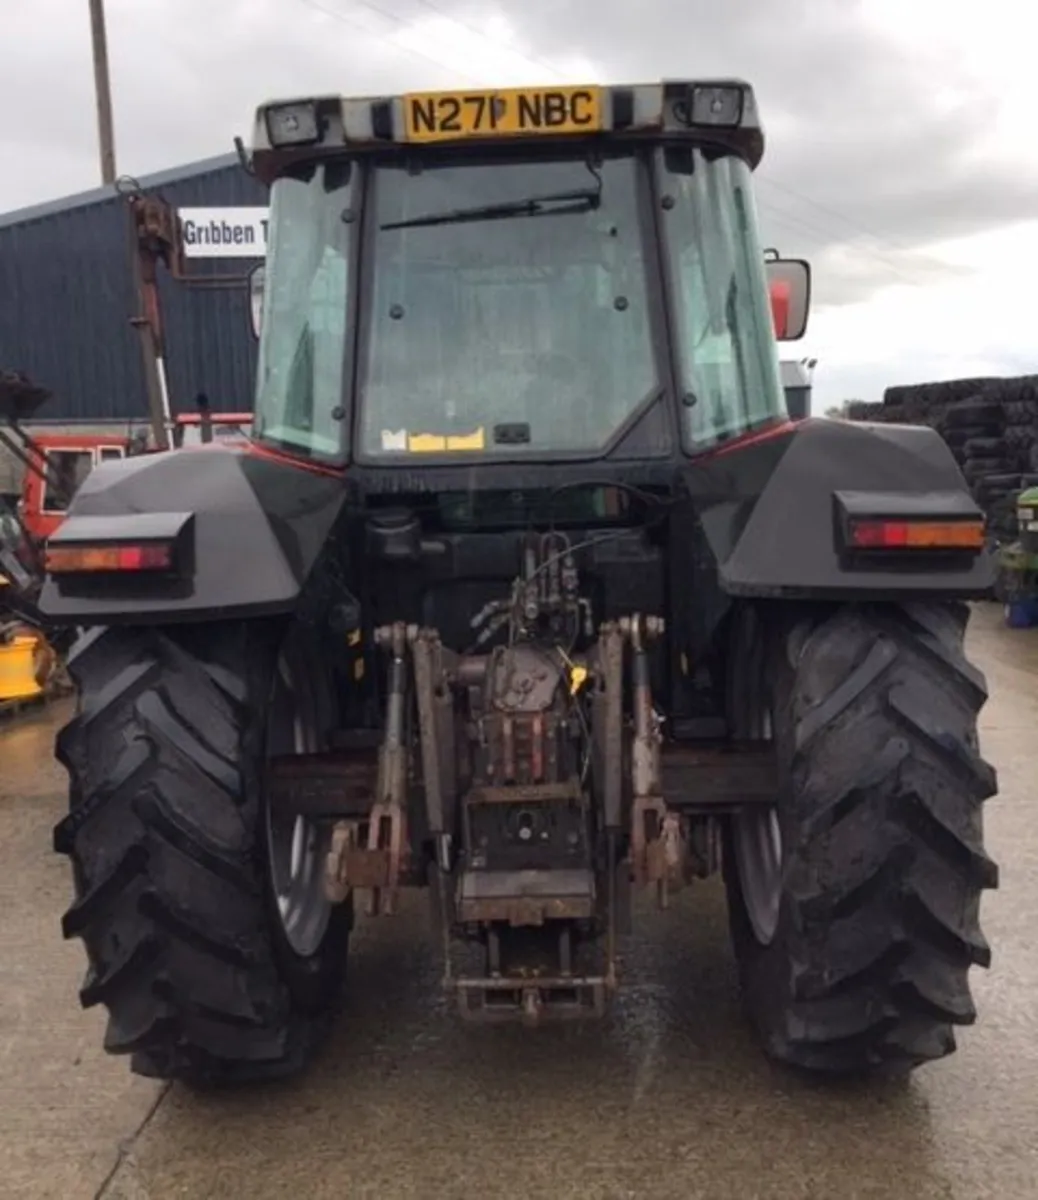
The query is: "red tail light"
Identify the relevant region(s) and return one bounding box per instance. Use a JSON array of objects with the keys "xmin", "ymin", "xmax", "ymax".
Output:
[
  {"xmin": 45, "ymin": 543, "xmax": 174, "ymax": 574},
  {"xmin": 847, "ymin": 519, "xmax": 985, "ymax": 551}
]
